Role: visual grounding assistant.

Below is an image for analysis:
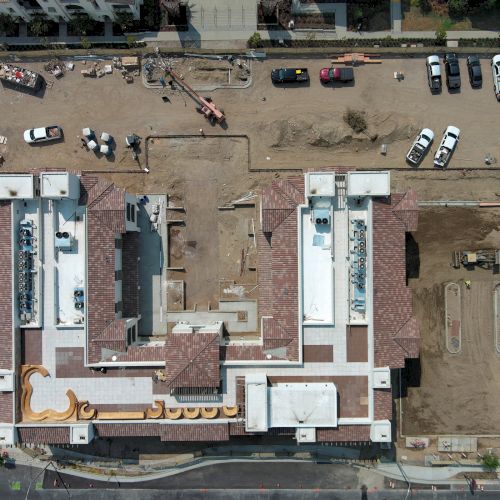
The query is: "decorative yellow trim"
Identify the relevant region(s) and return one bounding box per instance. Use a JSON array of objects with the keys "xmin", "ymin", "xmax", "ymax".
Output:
[
  {"xmin": 200, "ymin": 407, "xmax": 219, "ymax": 419},
  {"xmin": 78, "ymin": 401, "xmax": 97, "ymax": 420},
  {"xmin": 165, "ymin": 408, "xmax": 183, "ymax": 419},
  {"xmin": 146, "ymin": 400, "xmax": 165, "ymax": 419},
  {"xmin": 21, "ymin": 365, "xmax": 77, "ymax": 422},
  {"xmin": 183, "ymin": 407, "xmax": 200, "ymax": 419},
  {"xmin": 222, "ymin": 406, "xmax": 238, "ymax": 417},
  {"xmin": 98, "ymin": 411, "xmax": 146, "ymax": 420}
]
